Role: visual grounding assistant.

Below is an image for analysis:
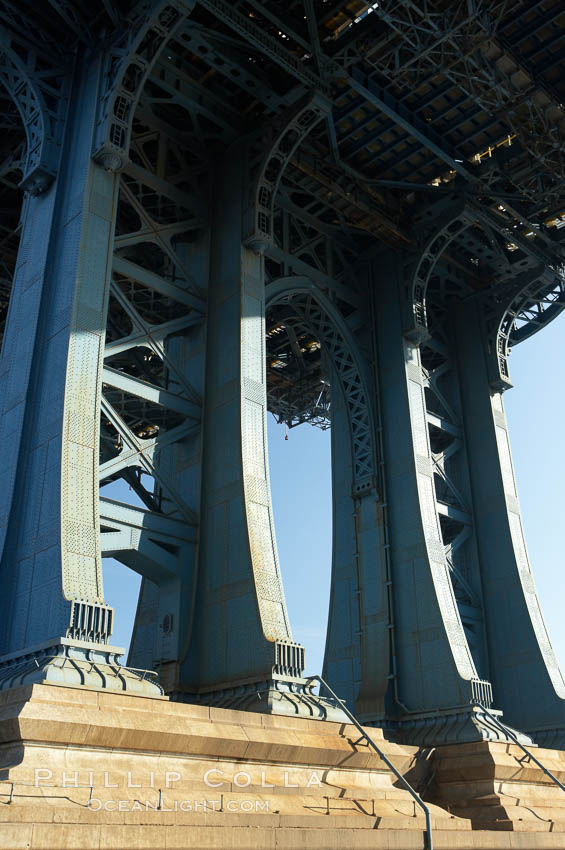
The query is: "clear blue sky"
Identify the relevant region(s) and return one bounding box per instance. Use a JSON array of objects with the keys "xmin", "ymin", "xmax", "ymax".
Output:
[
  {"xmin": 103, "ymin": 314, "xmax": 565, "ymax": 681},
  {"xmin": 503, "ymin": 314, "xmax": 565, "ymax": 675}
]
